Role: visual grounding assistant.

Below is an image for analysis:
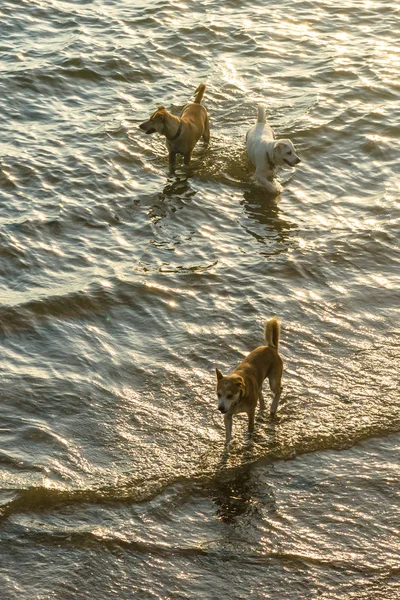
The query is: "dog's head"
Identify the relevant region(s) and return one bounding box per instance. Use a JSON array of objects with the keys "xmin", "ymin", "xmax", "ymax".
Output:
[
  {"xmin": 139, "ymin": 106, "xmax": 168, "ymax": 135},
  {"xmin": 215, "ymin": 368, "xmax": 245, "ymax": 414},
  {"xmin": 271, "ymin": 139, "xmax": 301, "ymax": 167}
]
